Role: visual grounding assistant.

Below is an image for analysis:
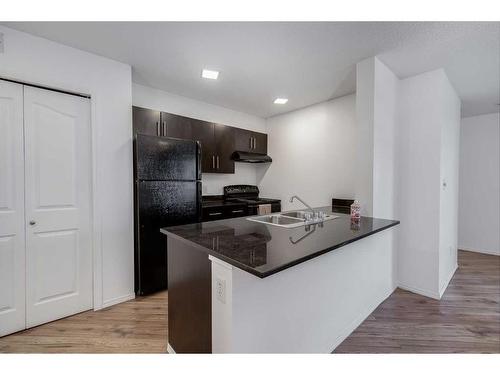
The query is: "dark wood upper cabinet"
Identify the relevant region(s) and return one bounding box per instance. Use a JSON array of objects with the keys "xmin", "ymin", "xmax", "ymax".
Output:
[
  {"xmin": 163, "ymin": 112, "xmax": 193, "ymax": 139},
  {"xmin": 132, "ymin": 108, "xmax": 267, "ymax": 174},
  {"xmin": 234, "ymin": 128, "xmax": 267, "ymax": 154},
  {"xmin": 133, "ymin": 106, "xmax": 161, "ymax": 136},
  {"xmin": 191, "ymin": 120, "xmax": 216, "ymax": 173},
  {"xmin": 252, "ymin": 132, "xmax": 267, "ymax": 154},
  {"xmin": 234, "ymin": 128, "xmax": 254, "ymax": 153},
  {"xmin": 214, "ymin": 124, "xmax": 235, "ymax": 174}
]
